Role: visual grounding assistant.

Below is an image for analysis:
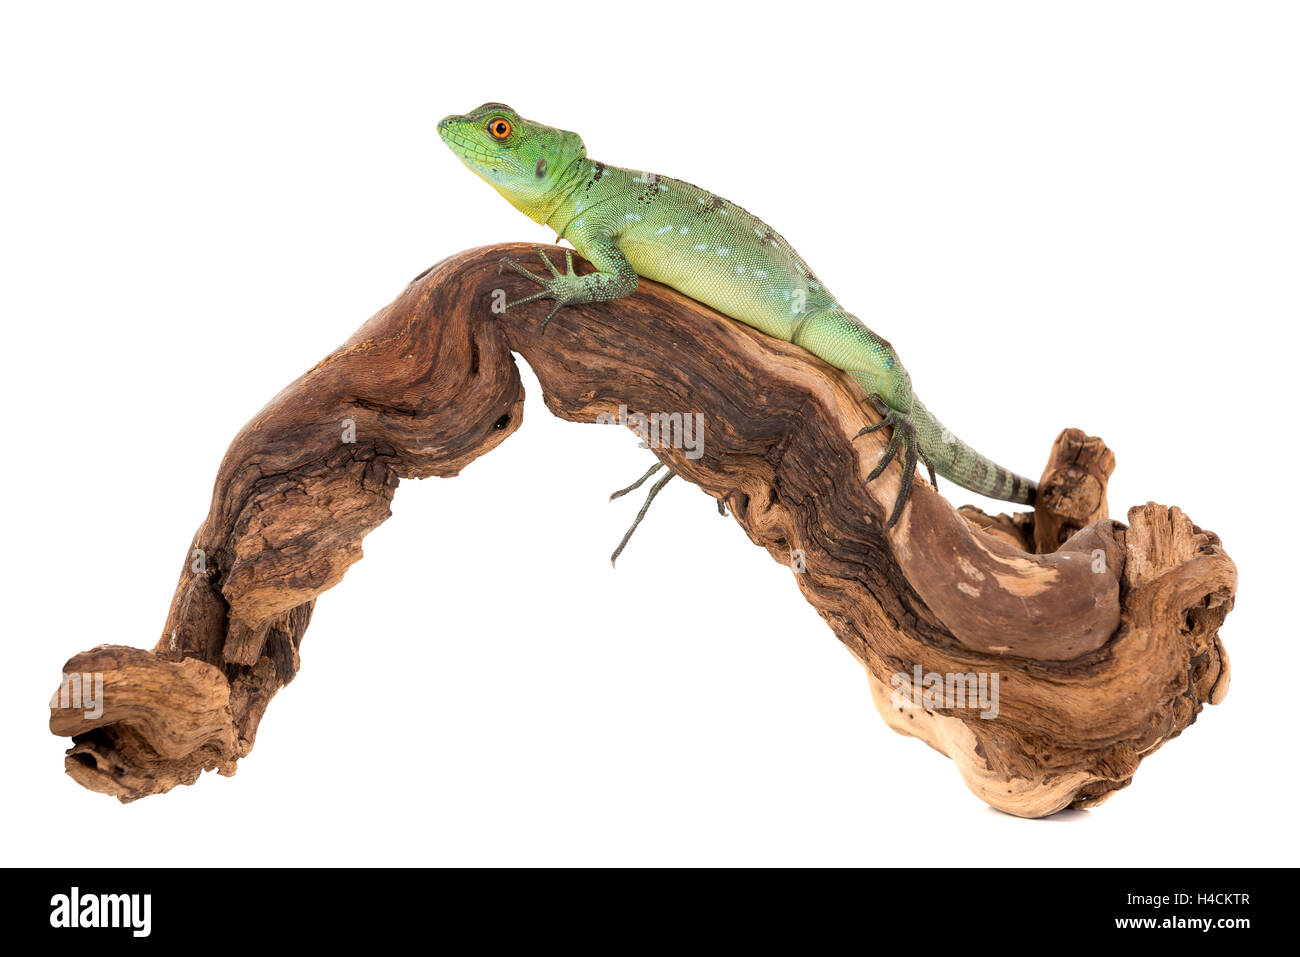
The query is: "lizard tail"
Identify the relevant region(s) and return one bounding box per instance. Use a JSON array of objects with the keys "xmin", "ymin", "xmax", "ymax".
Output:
[{"xmin": 908, "ymin": 398, "xmax": 1037, "ymax": 505}]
